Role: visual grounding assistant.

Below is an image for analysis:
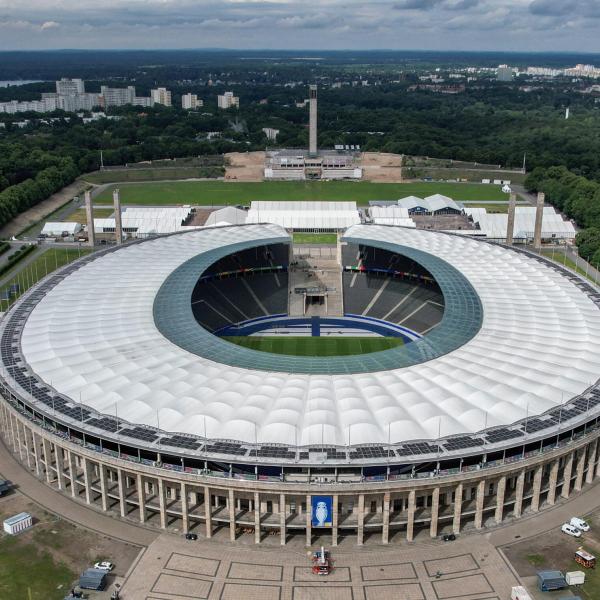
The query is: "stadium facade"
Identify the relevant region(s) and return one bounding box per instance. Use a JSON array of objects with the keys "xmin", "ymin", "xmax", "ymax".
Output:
[{"xmin": 1, "ymin": 224, "xmax": 600, "ymax": 545}]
